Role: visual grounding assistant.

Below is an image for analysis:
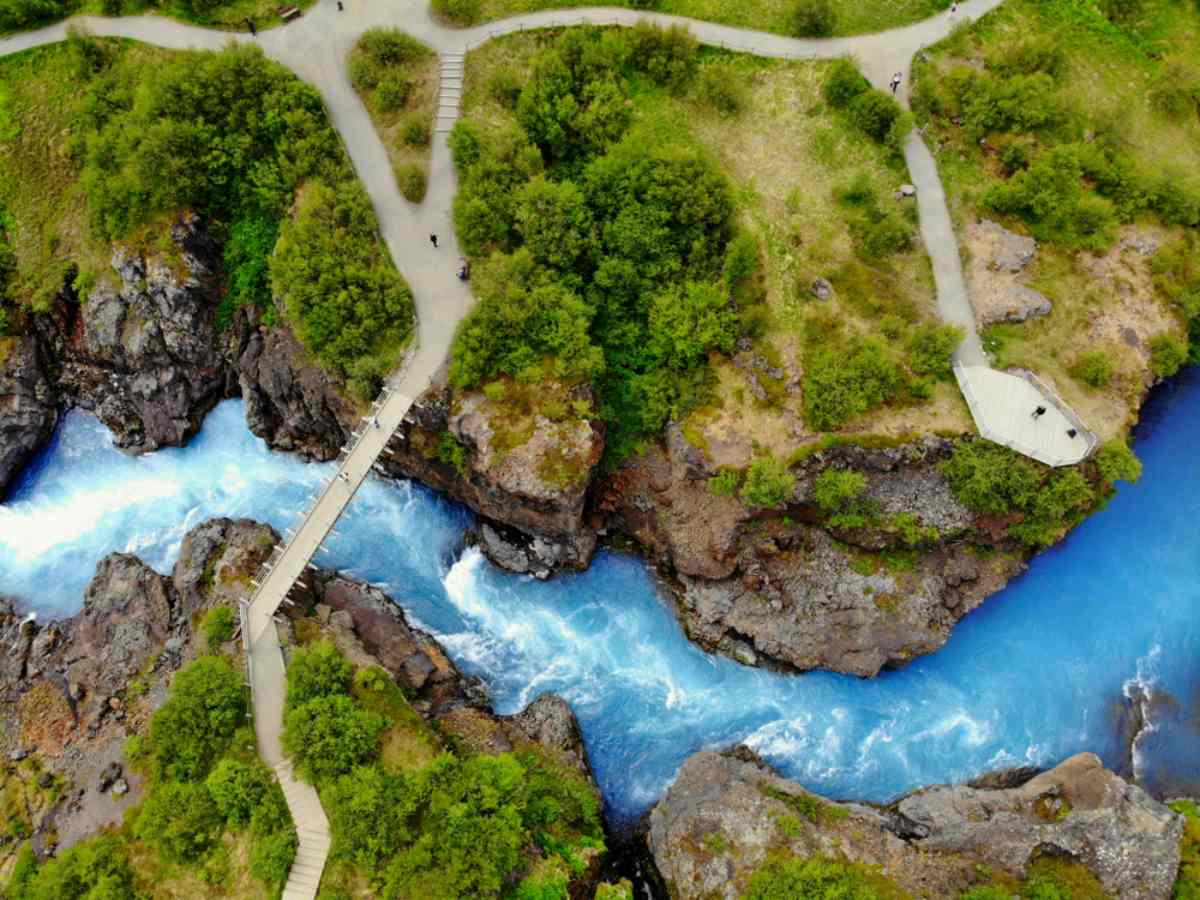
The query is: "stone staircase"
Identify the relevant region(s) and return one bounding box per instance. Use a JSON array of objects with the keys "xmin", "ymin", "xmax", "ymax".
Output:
[
  {"xmin": 275, "ymin": 759, "xmax": 332, "ymax": 899},
  {"xmin": 435, "ymin": 50, "xmax": 463, "ymax": 134}
]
